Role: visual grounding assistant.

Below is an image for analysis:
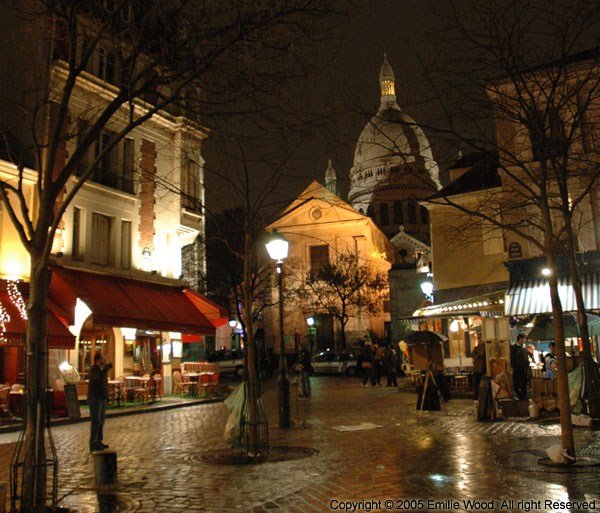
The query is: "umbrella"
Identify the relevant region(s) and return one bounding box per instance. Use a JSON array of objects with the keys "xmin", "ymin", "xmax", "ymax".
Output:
[
  {"xmin": 403, "ymin": 330, "xmax": 448, "ymax": 346},
  {"xmin": 526, "ymin": 313, "xmax": 600, "ymax": 341}
]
